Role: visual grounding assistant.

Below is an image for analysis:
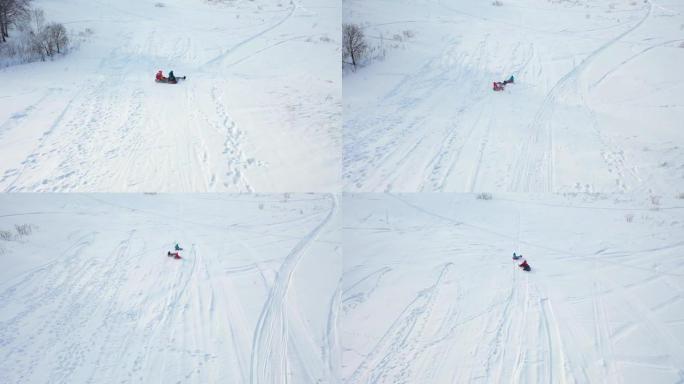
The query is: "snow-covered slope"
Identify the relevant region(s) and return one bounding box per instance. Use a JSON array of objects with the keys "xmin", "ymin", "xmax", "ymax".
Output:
[
  {"xmin": 341, "ymin": 193, "xmax": 684, "ymax": 383},
  {"xmin": 343, "ymin": 0, "xmax": 684, "ymax": 193},
  {"xmin": 0, "ymin": 193, "xmax": 340, "ymax": 383},
  {"xmin": 0, "ymin": 0, "xmax": 340, "ymax": 192}
]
